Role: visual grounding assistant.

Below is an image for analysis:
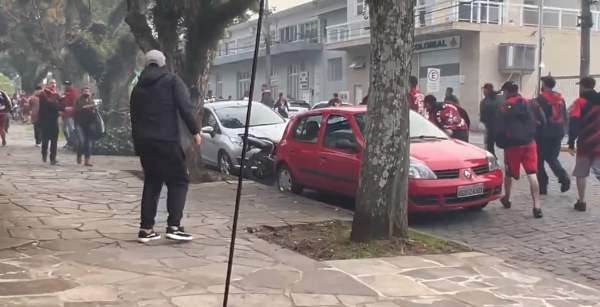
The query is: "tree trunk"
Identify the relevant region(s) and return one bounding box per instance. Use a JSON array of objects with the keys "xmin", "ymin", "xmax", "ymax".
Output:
[
  {"xmin": 176, "ymin": 46, "xmax": 215, "ymax": 183},
  {"xmin": 350, "ymin": 0, "xmax": 414, "ymax": 242},
  {"xmin": 96, "ymin": 38, "xmax": 138, "ymax": 128}
]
